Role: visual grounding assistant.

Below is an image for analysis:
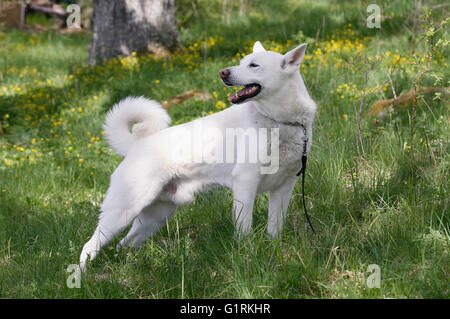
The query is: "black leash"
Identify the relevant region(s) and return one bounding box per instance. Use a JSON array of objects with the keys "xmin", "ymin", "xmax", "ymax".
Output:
[
  {"xmin": 296, "ymin": 125, "xmax": 316, "ymax": 234},
  {"xmin": 259, "ymin": 112, "xmax": 316, "ymax": 234}
]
